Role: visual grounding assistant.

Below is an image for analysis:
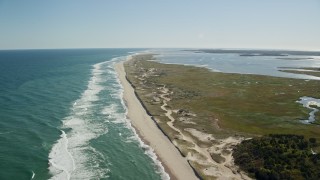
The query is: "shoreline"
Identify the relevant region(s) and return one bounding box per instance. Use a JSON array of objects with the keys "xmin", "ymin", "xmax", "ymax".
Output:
[{"xmin": 114, "ymin": 57, "xmax": 199, "ymax": 180}]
